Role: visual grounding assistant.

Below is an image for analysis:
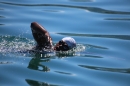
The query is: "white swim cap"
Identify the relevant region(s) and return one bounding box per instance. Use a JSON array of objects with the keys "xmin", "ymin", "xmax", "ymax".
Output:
[{"xmin": 62, "ymin": 37, "xmax": 76, "ymax": 49}]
